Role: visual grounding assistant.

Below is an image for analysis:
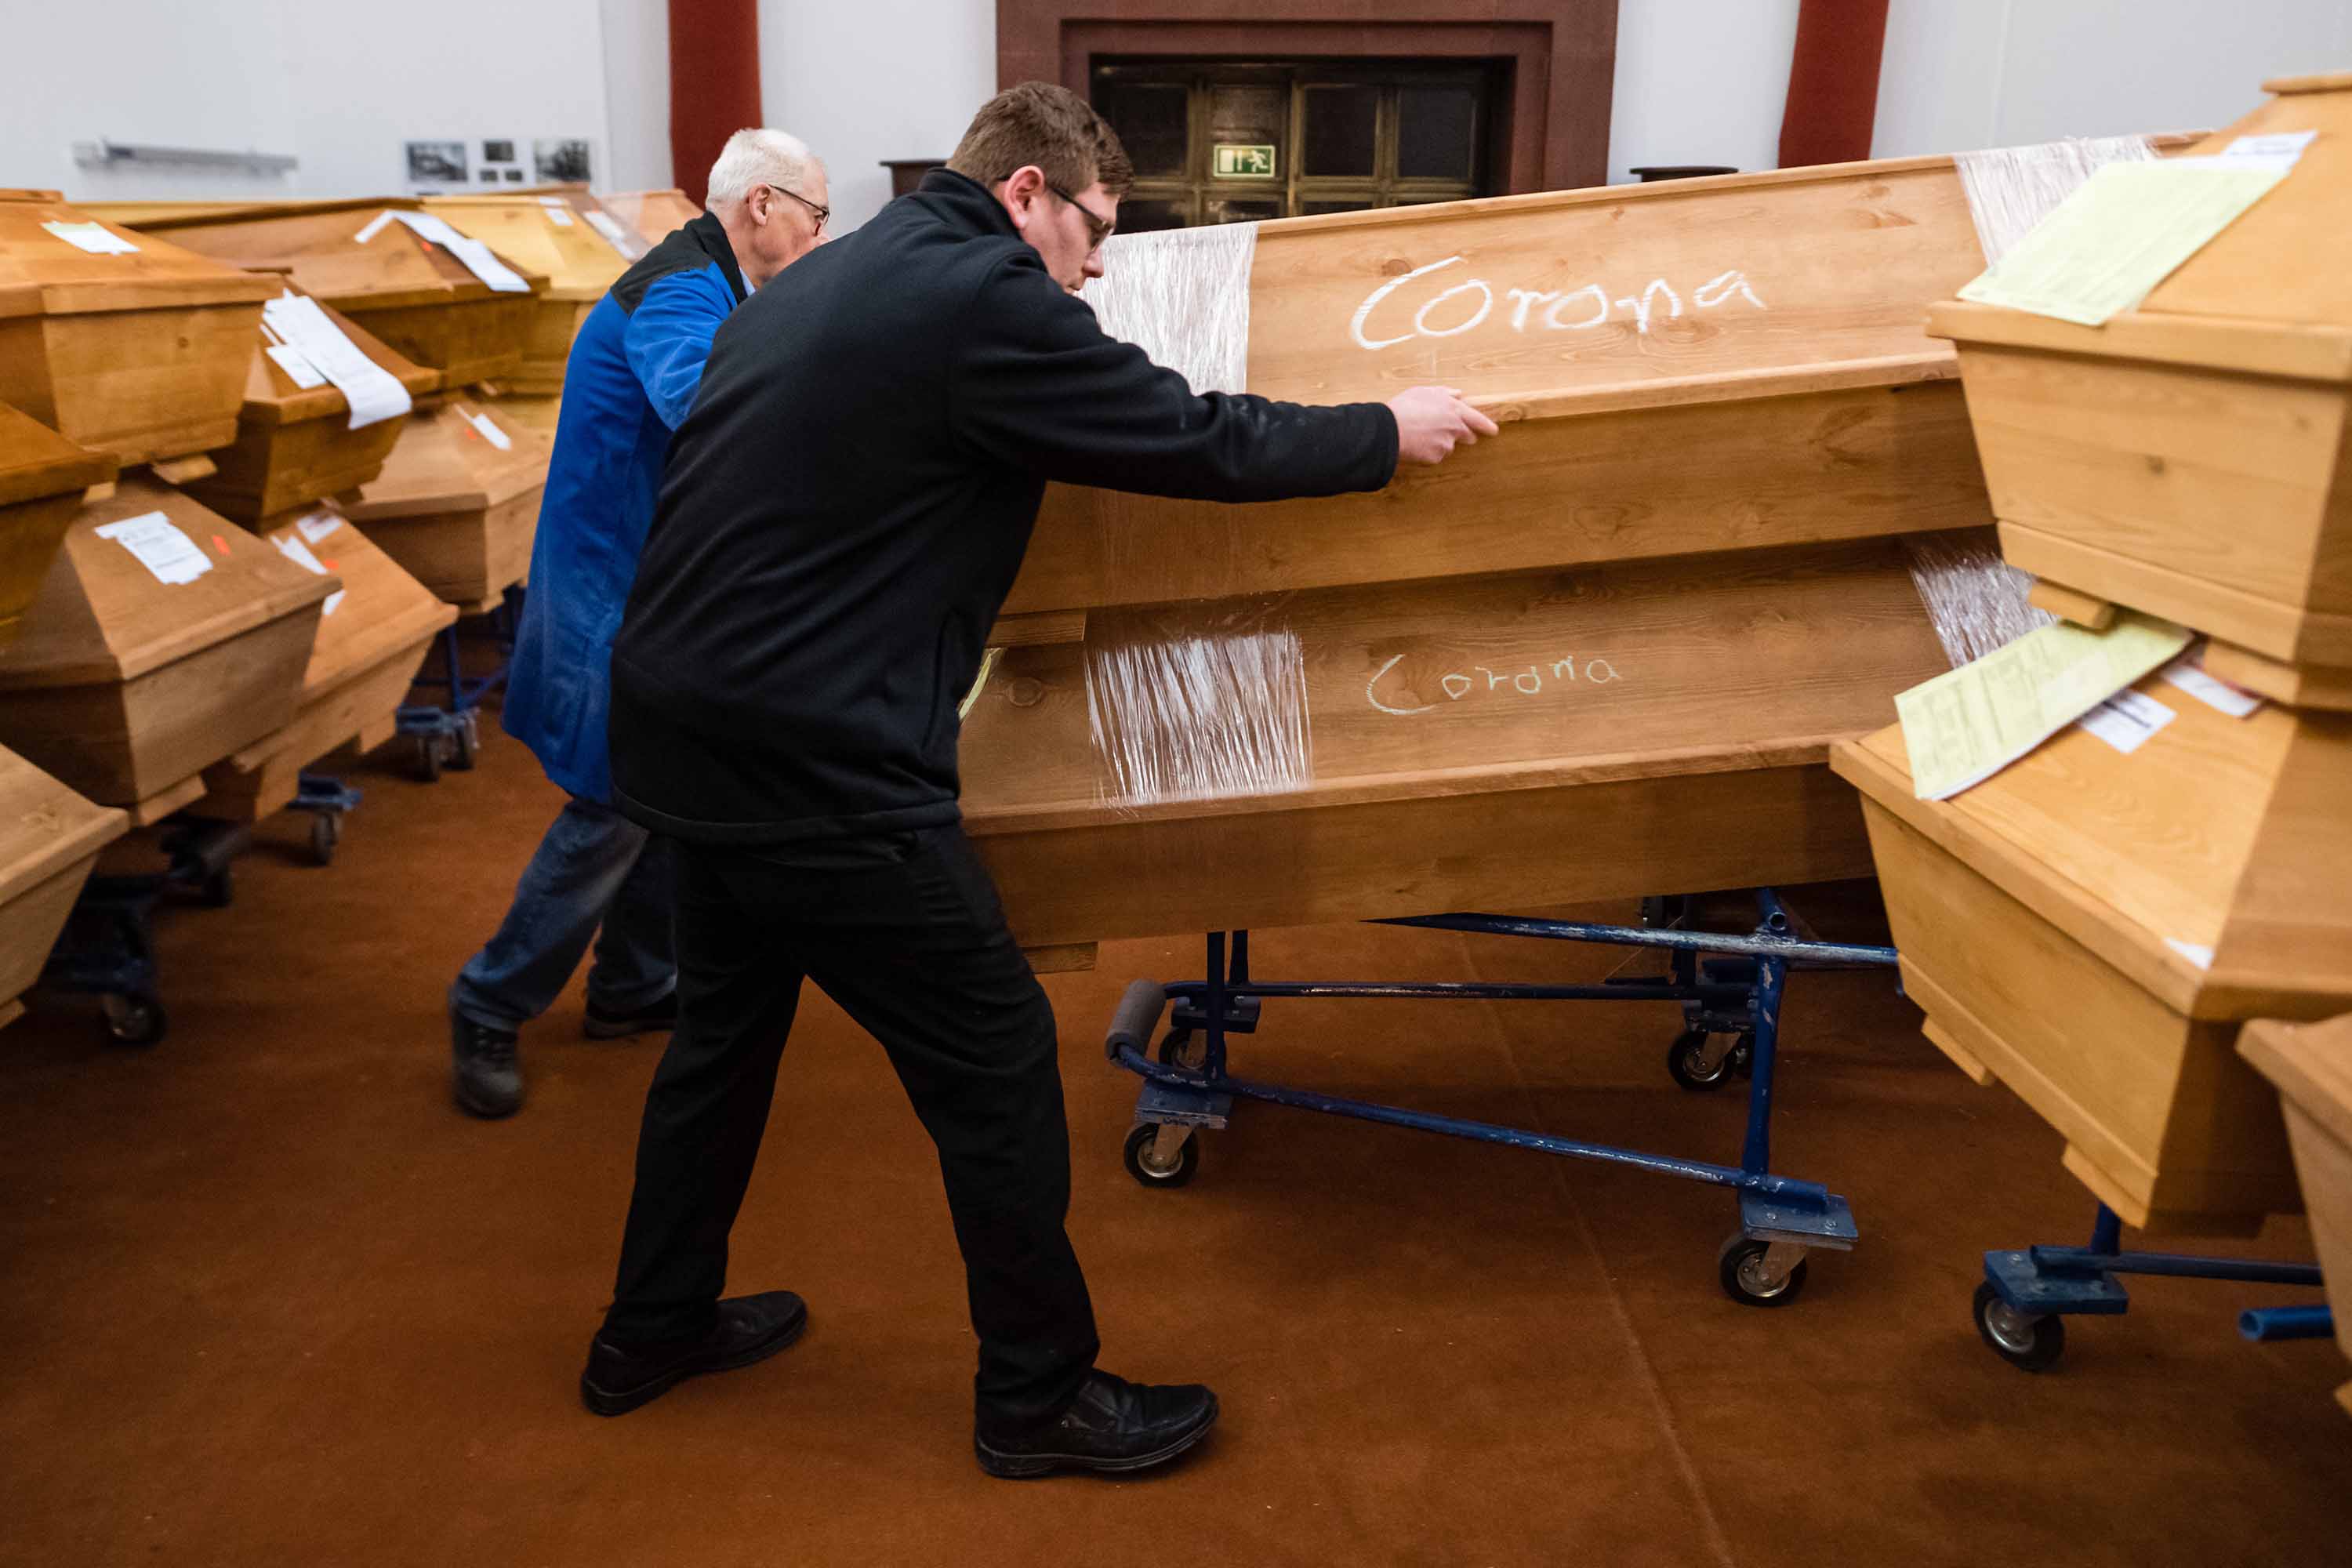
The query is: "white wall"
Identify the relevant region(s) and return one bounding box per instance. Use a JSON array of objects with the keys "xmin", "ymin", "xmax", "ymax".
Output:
[
  {"xmin": 601, "ymin": 0, "xmax": 675, "ymax": 193},
  {"xmin": 1606, "ymin": 0, "xmax": 1802, "ymax": 183},
  {"xmin": 9, "ymin": 0, "xmax": 2346, "ymax": 212},
  {"xmin": 0, "ymin": 0, "xmax": 651, "ymax": 202},
  {"xmin": 758, "ymin": 0, "xmax": 996, "ymax": 232},
  {"xmin": 1875, "ymin": 0, "xmax": 2352, "ymax": 157}
]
